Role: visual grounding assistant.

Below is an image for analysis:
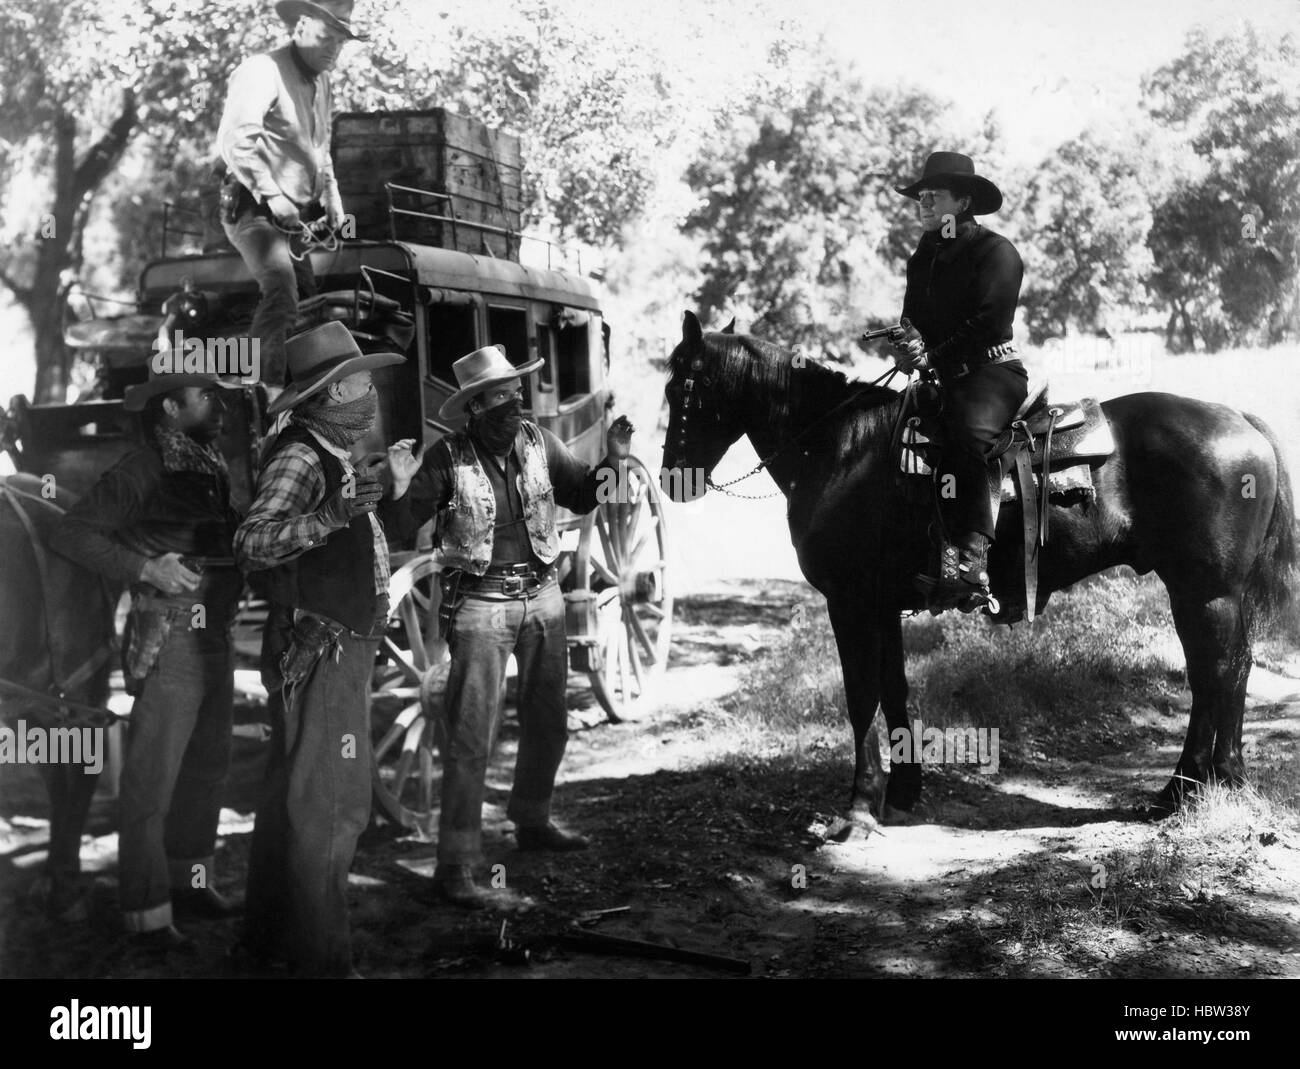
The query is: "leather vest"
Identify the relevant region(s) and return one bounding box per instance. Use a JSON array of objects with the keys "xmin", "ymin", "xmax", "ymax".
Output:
[
  {"xmin": 435, "ymin": 421, "xmax": 559, "ymax": 575},
  {"xmin": 263, "ymin": 425, "xmax": 381, "ymax": 634}
]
